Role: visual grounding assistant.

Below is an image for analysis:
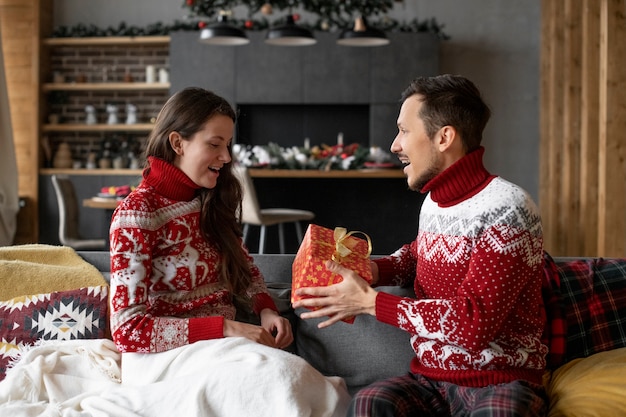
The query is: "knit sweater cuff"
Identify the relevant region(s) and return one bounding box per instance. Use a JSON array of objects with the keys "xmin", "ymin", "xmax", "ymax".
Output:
[
  {"xmin": 188, "ymin": 316, "xmax": 224, "ymax": 342},
  {"xmin": 373, "ymin": 258, "xmax": 398, "ymax": 287},
  {"xmin": 253, "ymin": 293, "xmax": 278, "ymax": 315},
  {"xmin": 375, "ymin": 291, "xmax": 405, "ymax": 325}
]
